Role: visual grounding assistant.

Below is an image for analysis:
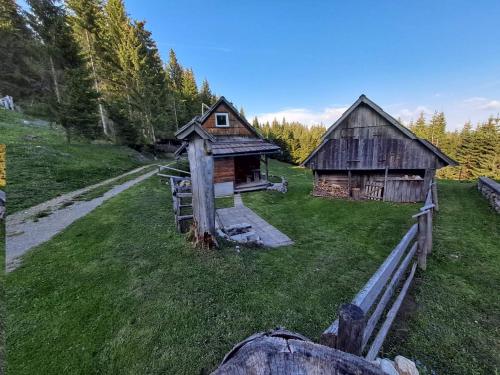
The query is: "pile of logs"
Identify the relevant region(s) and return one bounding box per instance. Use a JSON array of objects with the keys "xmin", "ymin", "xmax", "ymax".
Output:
[{"xmin": 313, "ymin": 180, "xmax": 349, "ymax": 198}]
